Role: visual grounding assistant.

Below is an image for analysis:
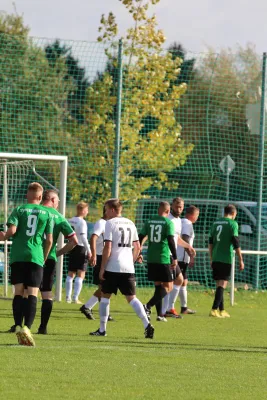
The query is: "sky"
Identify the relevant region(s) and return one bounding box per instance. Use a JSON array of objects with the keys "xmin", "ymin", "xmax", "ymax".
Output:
[{"xmin": 2, "ymin": 0, "xmax": 267, "ymax": 55}]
